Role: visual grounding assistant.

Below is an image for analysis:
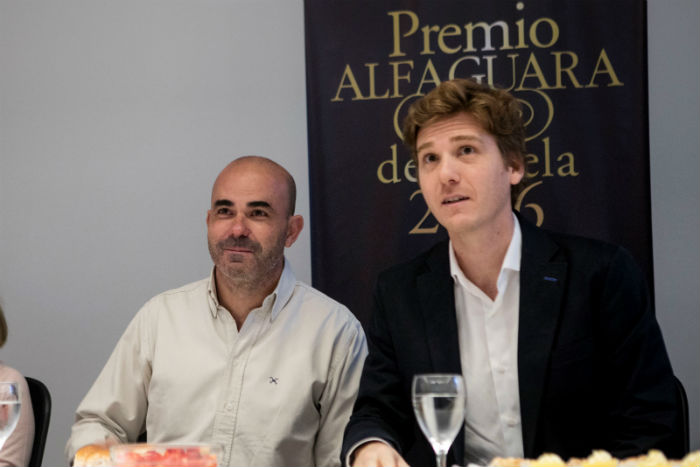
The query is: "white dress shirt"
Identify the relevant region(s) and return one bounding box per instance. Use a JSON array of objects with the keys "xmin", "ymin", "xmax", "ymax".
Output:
[
  {"xmin": 449, "ymin": 214, "xmax": 524, "ymax": 464},
  {"xmin": 66, "ymin": 260, "xmax": 367, "ymax": 467}
]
